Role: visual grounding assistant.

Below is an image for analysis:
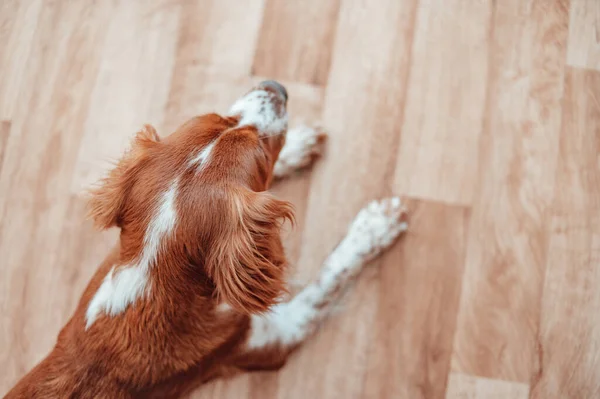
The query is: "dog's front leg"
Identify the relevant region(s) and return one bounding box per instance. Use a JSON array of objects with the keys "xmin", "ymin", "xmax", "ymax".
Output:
[
  {"xmin": 273, "ymin": 125, "xmax": 327, "ymax": 179},
  {"xmin": 233, "ymin": 198, "xmax": 407, "ymax": 370}
]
